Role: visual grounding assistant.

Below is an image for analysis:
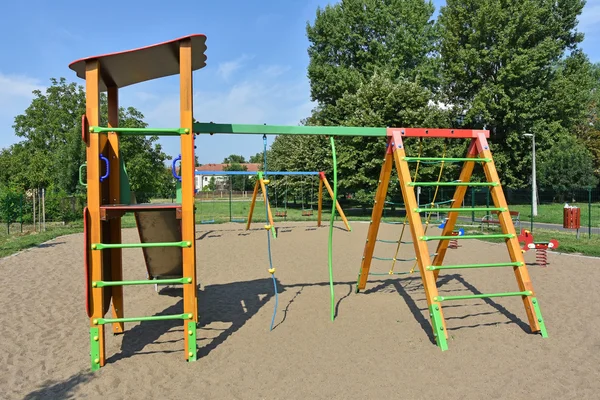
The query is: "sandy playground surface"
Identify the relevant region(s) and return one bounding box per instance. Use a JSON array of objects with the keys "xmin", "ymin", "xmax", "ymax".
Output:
[{"xmin": 1, "ymin": 220, "xmax": 599, "ymax": 399}]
